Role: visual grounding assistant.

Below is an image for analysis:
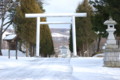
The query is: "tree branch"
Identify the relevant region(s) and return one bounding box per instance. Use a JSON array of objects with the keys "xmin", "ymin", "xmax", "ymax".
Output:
[
  {"xmin": 2, "ymin": 22, "xmax": 12, "ymax": 35},
  {"xmin": 0, "ymin": 1, "xmax": 16, "ymax": 19},
  {"xmin": 2, "ymin": 20, "xmax": 12, "ymax": 27}
]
